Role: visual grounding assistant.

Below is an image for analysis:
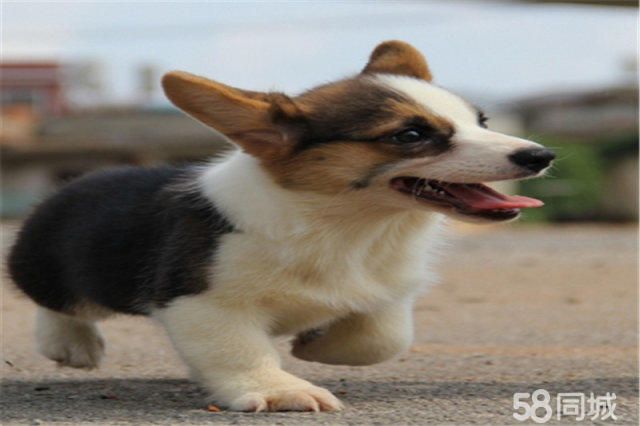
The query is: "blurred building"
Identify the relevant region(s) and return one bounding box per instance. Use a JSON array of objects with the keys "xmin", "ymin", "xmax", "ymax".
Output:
[
  {"xmin": 515, "ymin": 87, "xmax": 638, "ymax": 138},
  {"xmin": 1, "ymin": 63, "xmax": 66, "ymax": 145},
  {"xmin": 1, "ymin": 61, "xmax": 228, "ymax": 218},
  {"xmin": 513, "ymin": 85, "xmax": 638, "ymax": 222},
  {"xmin": 1, "ymin": 62, "xmax": 66, "ymax": 116},
  {"xmin": 1, "ymin": 60, "xmax": 638, "ymax": 222}
]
